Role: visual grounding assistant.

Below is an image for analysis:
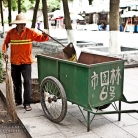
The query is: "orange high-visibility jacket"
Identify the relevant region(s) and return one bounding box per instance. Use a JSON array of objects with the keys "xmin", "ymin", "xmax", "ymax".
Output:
[{"xmin": 2, "ymin": 27, "xmax": 49, "ymax": 65}]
